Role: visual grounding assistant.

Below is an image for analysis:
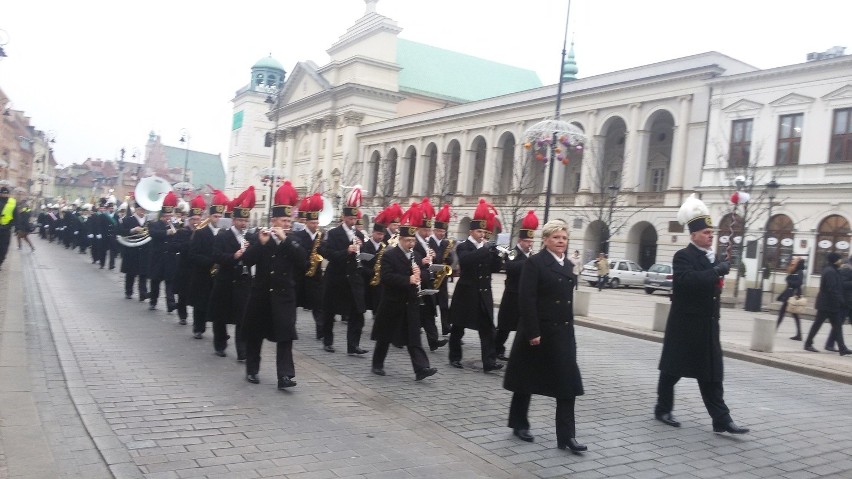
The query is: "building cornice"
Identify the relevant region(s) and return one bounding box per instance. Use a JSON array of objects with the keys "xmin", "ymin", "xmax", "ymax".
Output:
[{"xmin": 707, "ymin": 55, "xmax": 852, "ymax": 86}]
